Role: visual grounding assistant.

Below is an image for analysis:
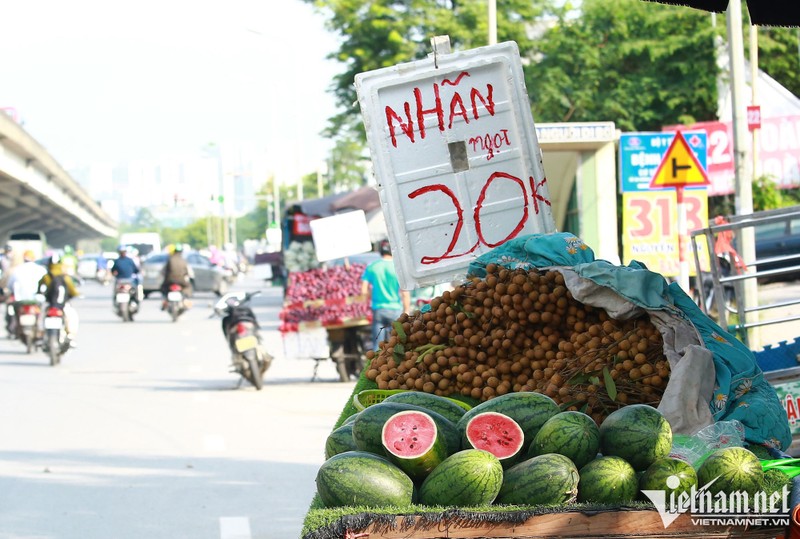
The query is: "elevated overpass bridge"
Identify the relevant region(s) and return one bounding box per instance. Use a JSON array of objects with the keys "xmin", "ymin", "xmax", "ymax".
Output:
[{"xmin": 0, "ymin": 111, "xmax": 117, "ymax": 248}]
